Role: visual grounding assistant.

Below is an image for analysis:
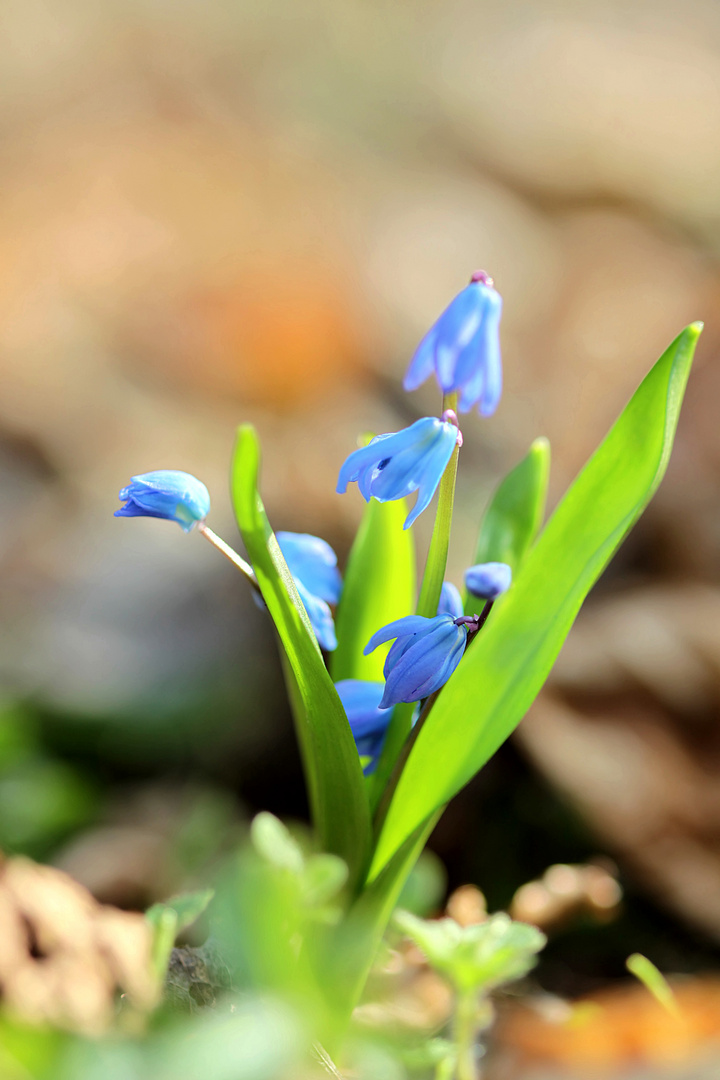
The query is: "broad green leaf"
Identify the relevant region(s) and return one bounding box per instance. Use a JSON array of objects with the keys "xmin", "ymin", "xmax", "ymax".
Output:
[
  {"xmin": 231, "ymin": 425, "xmax": 371, "ymax": 883},
  {"xmin": 470, "ymin": 436, "xmax": 549, "ymax": 579},
  {"xmin": 370, "ymin": 324, "xmax": 700, "ymax": 878},
  {"xmin": 331, "ymin": 498, "xmax": 415, "ymax": 681}
]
